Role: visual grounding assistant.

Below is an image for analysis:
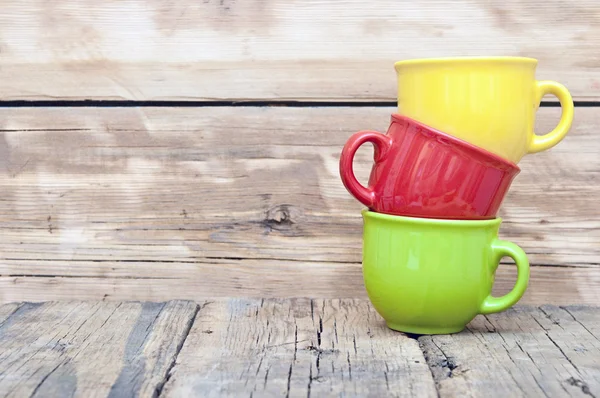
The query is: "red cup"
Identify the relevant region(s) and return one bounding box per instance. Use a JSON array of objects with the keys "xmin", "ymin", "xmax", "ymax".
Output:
[{"xmin": 339, "ymin": 114, "xmax": 520, "ymax": 220}]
